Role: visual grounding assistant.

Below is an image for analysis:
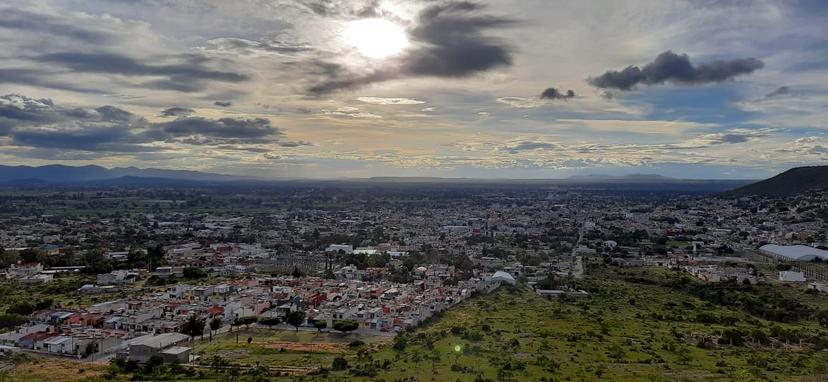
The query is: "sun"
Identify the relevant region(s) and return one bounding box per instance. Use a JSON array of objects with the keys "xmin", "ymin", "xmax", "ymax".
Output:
[{"xmin": 343, "ymin": 18, "xmax": 409, "ymax": 59}]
